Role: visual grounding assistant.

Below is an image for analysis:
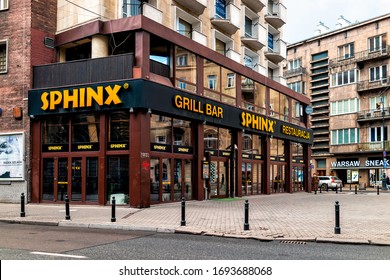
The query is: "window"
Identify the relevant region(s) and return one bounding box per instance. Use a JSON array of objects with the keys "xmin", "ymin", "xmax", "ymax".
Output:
[
  {"xmin": 288, "ymin": 58, "xmax": 301, "ymax": 70},
  {"xmin": 0, "ymin": 40, "xmax": 7, "ymax": 73},
  {"xmin": 330, "ymin": 98, "xmax": 360, "ymax": 115},
  {"xmin": 338, "ymin": 43, "xmax": 354, "ymax": 60},
  {"xmin": 370, "ymin": 96, "xmax": 387, "ymax": 110},
  {"xmin": 208, "ymin": 75, "xmax": 217, "ymax": 90},
  {"xmin": 370, "ymin": 126, "xmax": 388, "ymax": 142},
  {"xmin": 176, "ymin": 54, "xmax": 187, "ymax": 66},
  {"xmin": 215, "ymin": 0, "xmax": 226, "ymax": 19},
  {"xmin": 368, "ymin": 35, "xmax": 386, "ymax": 52},
  {"xmin": 245, "ymin": 16, "xmax": 253, "ymax": 37},
  {"xmin": 108, "ymin": 111, "xmax": 130, "ymax": 142},
  {"xmin": 331, "ymin": 128, "xmax": 360, "ymax": 145},
  {"xmin": 177, "ymin": 18, "xmax": 191, "ymax": 38},
  {"xmin": 215, "ymin": 39, "xmax": 226, "ymax": 55},
  {"xmin": 288, "ymin": 81, "xmax": 302, "ymax": 93},
  {"xmin": 123, "ymin": 0, "xmax": 142, "ymax": 17},
  {"xmin": 175, "ymin": 47, "xmax": 196, "ymax": 93},
  {"xmin": 331, "ymin": 69, "xmax": 358, "ymax": 87},
  {"xmin": 0, "ymin": 0, "xmax": 8, "ymax": 10},
  {"xmin": 268, "ymin": 33, "xmax": 274, "ymax": 51},
  {"xmin": 370, "ymin": 65, "xmax": 387, "ymax": 82},
  {"xmin": 227, "ymin": 73, "xmax": 235, "ymax": 88},
  {"xmin": 156, "ymin": 136, "xmax": 166, "ymax": 143}
]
